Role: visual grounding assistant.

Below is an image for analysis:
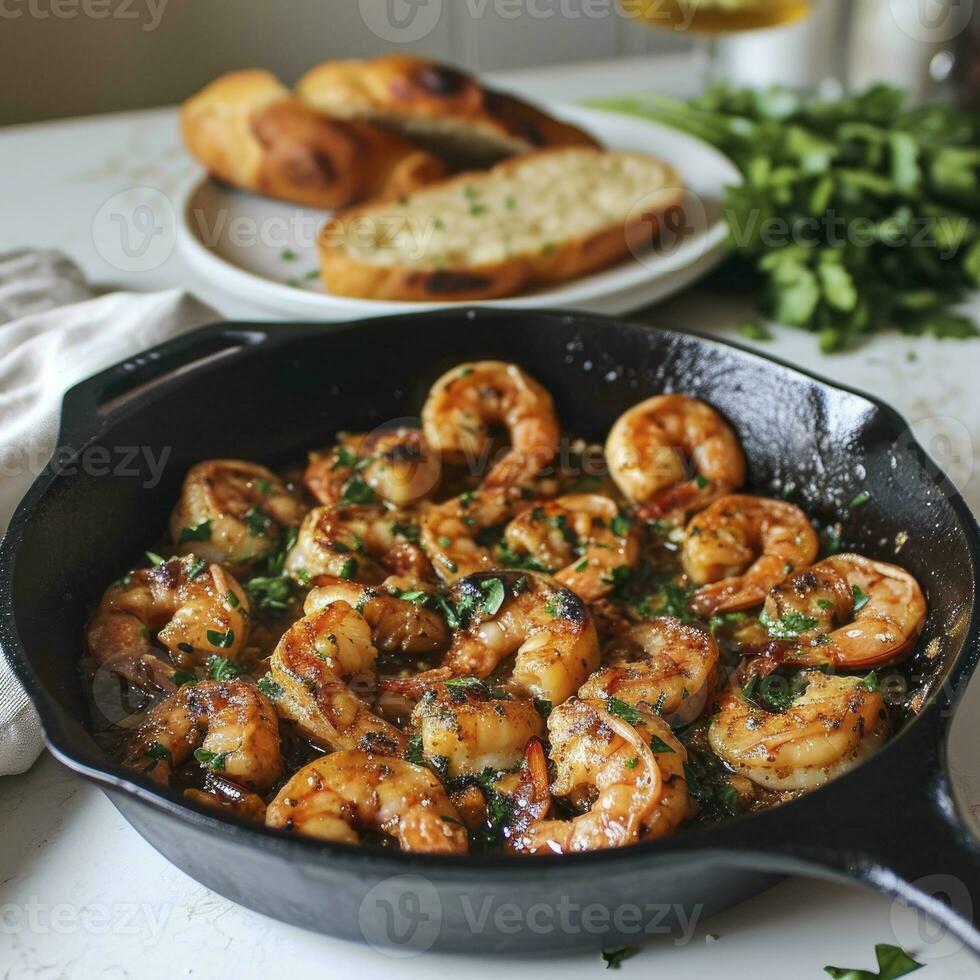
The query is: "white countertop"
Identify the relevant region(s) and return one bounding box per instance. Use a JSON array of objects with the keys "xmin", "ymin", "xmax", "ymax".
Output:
[{"xmin": 2, "ymin": 54, "xmax": 979, "ymax": 979}]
